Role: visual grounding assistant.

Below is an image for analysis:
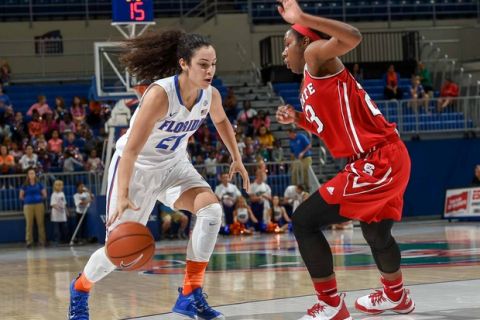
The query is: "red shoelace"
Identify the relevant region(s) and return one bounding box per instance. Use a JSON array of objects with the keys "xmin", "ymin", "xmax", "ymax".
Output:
[
  {"xmin": 368, "ymin": 290, "xmax": 387, "ymax": 306},
  {"xmin": 307, "ymin": 303, "xmax": 326, "ymax": 316}
]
